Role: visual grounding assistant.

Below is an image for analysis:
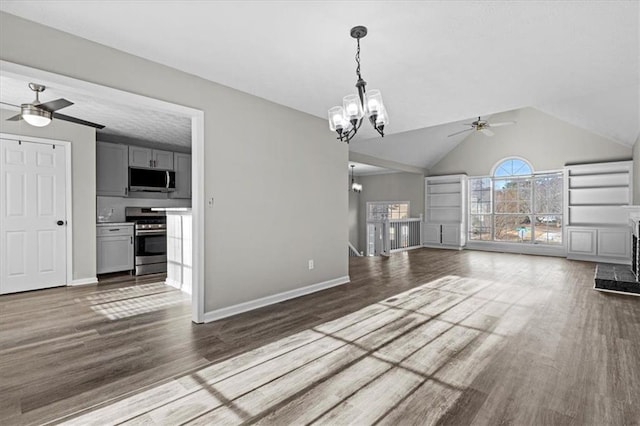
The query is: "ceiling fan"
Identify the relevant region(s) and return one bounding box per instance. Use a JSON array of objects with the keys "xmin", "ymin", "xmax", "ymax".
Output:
[
  {"xmin": 448, "ymin": 116, "xmax": 515, "ymax": 137},
  {"xmin": 2, "ymin": 83, "xmax": 104, "ymax": 129}
]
